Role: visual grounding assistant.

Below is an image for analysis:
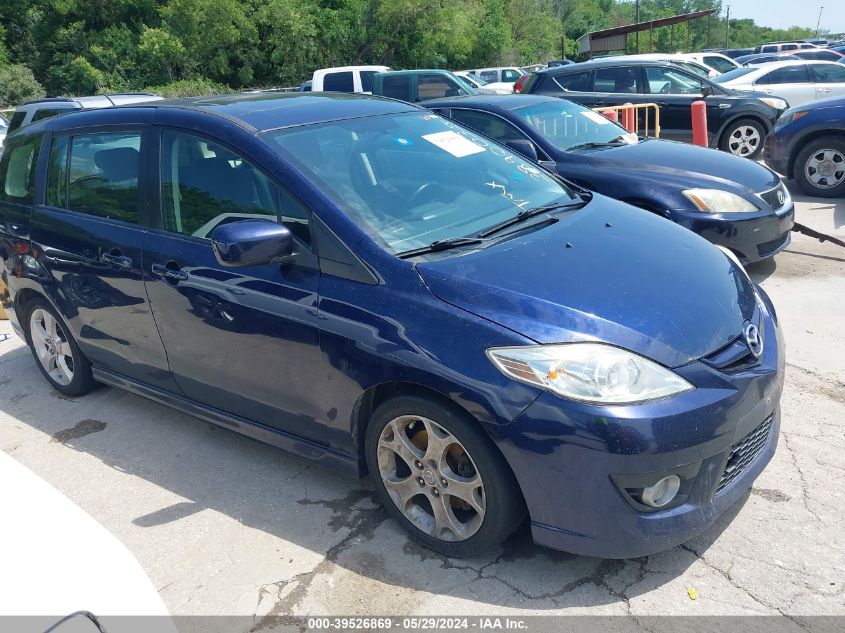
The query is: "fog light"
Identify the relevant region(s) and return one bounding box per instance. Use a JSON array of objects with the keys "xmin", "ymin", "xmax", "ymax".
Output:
[{"xmin": 640, "ymin": 475, "xmax": 680, "ymax": 508}]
